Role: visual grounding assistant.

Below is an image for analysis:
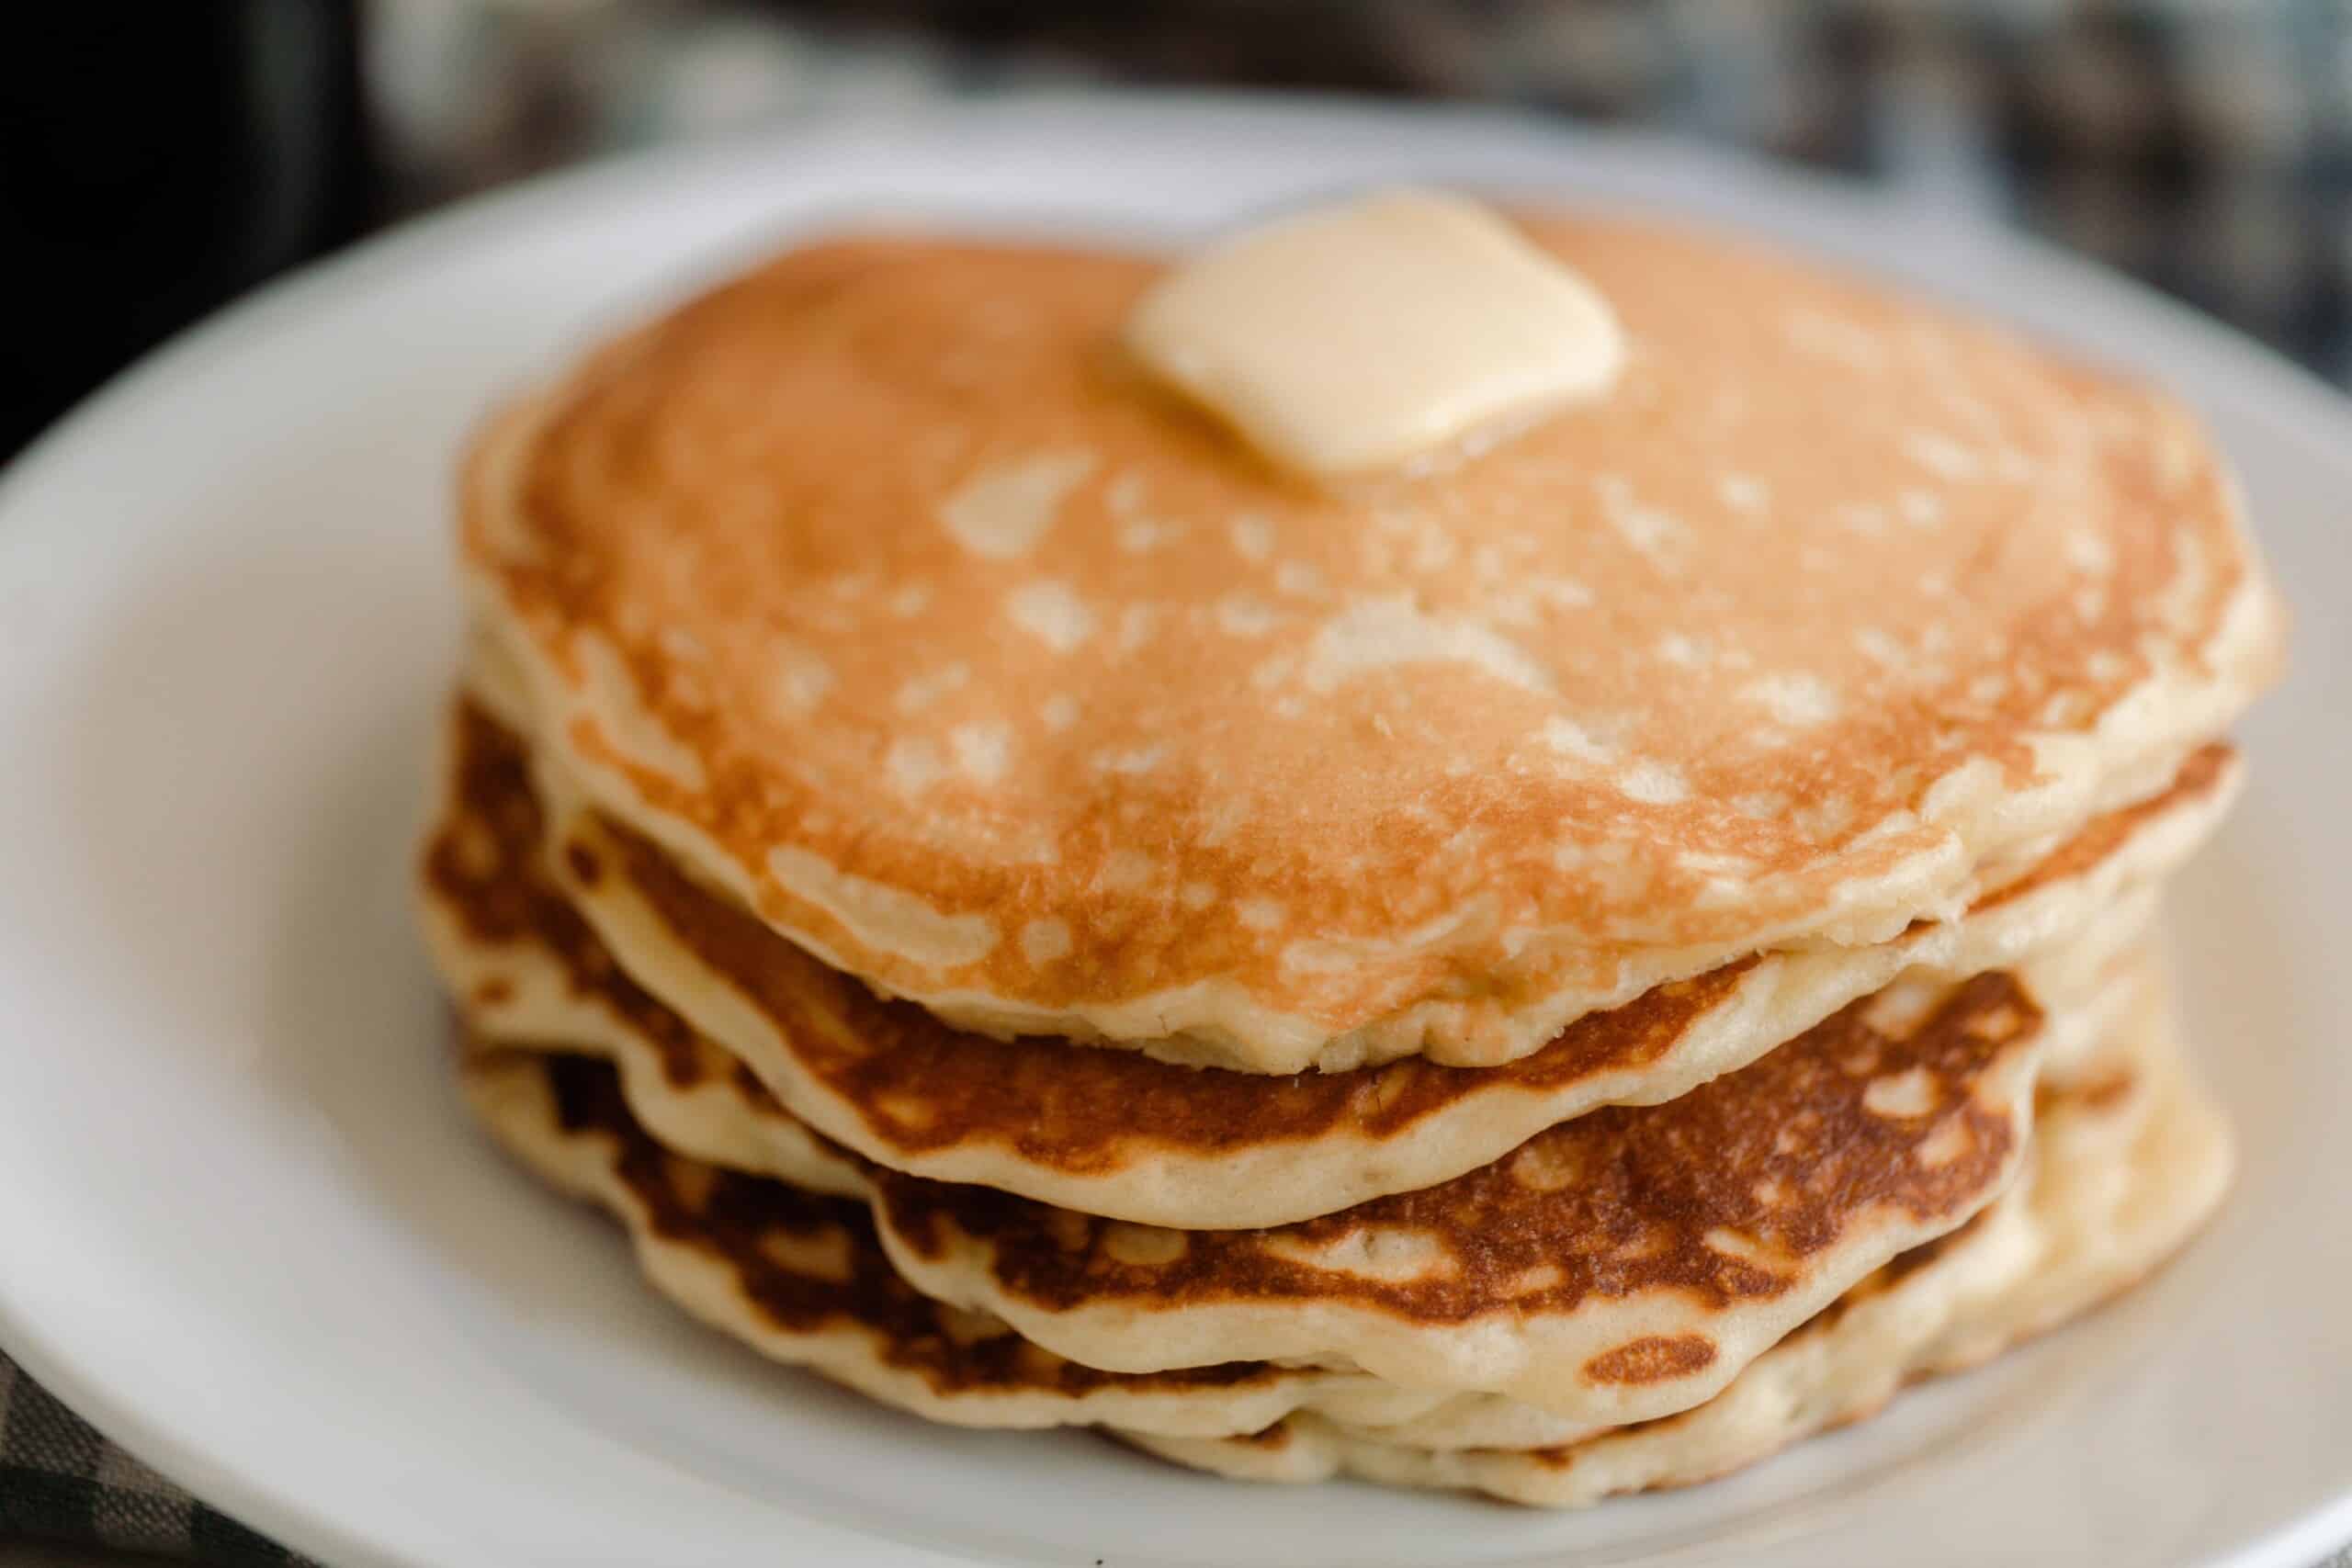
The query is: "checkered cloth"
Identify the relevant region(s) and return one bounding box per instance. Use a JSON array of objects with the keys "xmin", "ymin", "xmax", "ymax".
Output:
[
  {"xmin": 0, "ymin": 1359, "xmax": 301, "ymax": 1564},
  {"xmin": 9, "ymin": 3, "xmax": 2349, "ymax": 1562}
]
